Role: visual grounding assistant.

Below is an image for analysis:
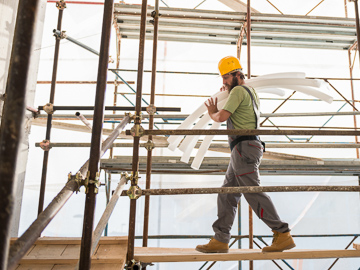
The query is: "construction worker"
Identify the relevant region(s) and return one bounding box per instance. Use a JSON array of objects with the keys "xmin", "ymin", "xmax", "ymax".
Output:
[{"xmin": 195, "ymin": 56, "xmax": 295, "ymax": 253}]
